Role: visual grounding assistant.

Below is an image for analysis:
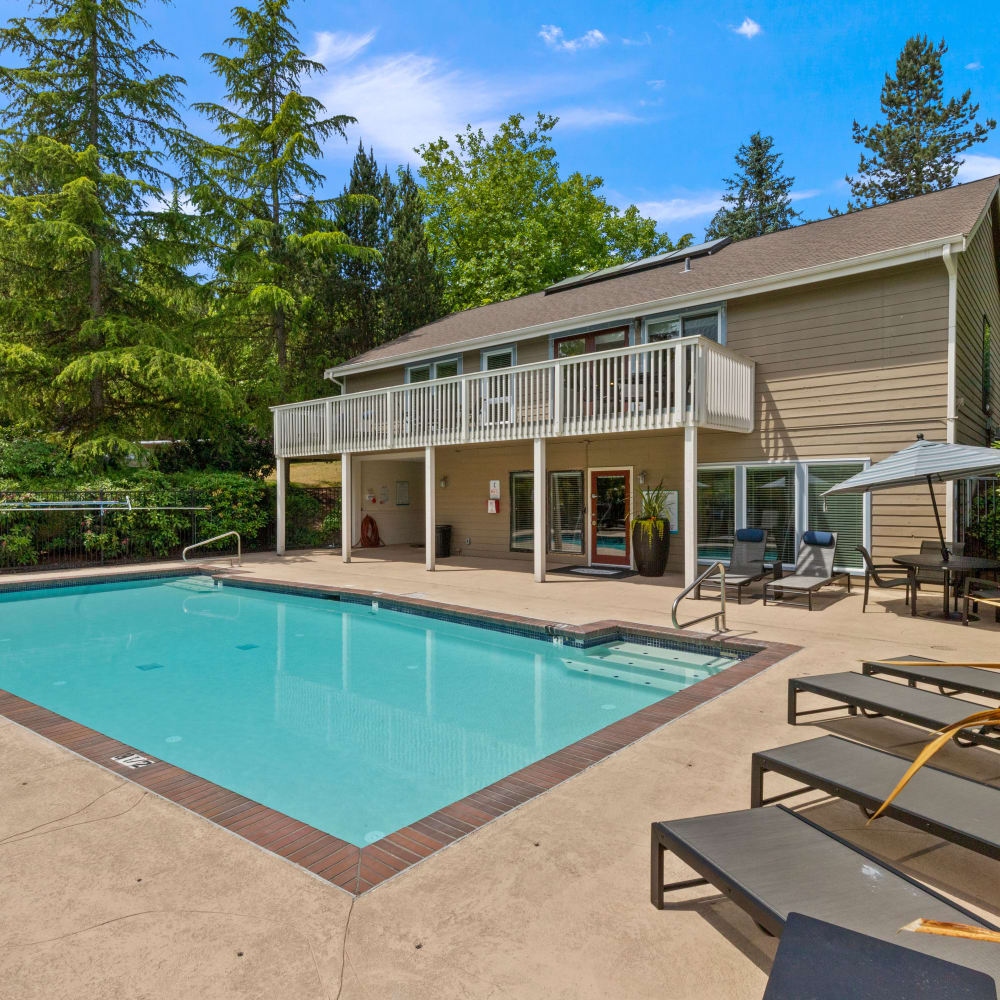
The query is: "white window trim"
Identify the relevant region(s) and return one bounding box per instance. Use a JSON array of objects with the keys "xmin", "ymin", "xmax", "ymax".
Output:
[
  {"xmin": 481, "ymin": 344, "xmax": 517, "ymax": 369},
  {"xmin": 697, "ymin": 457, "xmax": 871, "ymax": 573},
  {"xmin": 642, "ymin": 302, "xmax": 727, "ymax": 347},
  {"xmin": 405, "ymin": 355, "xmax": 463, "ymax": 383}
]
